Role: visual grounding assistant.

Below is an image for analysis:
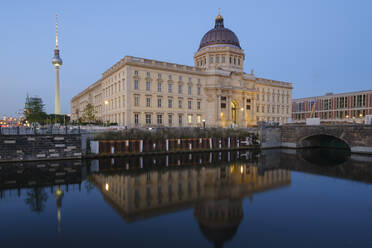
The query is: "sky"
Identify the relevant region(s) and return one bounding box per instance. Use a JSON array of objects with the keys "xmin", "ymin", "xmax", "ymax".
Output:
[{"xmin": 1, "ymin": 0, "xmax": 371, "ymax": 116}]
